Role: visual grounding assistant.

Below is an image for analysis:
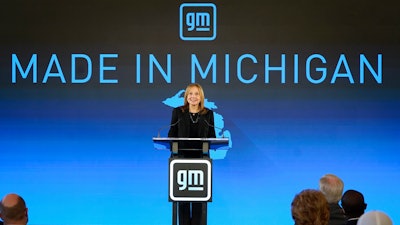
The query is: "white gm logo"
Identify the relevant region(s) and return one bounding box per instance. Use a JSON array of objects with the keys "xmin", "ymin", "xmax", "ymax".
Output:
[
  {"xmin": 179, "ymin": 3, "xmax": 217, "ymax": 41},
  {"xmin": 178, "ymin": 169, "xmax": 204, "ymax": 191},
  {"xmin": 169, "ymin": 159, "xmax": 212, "ymax": 202}
]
